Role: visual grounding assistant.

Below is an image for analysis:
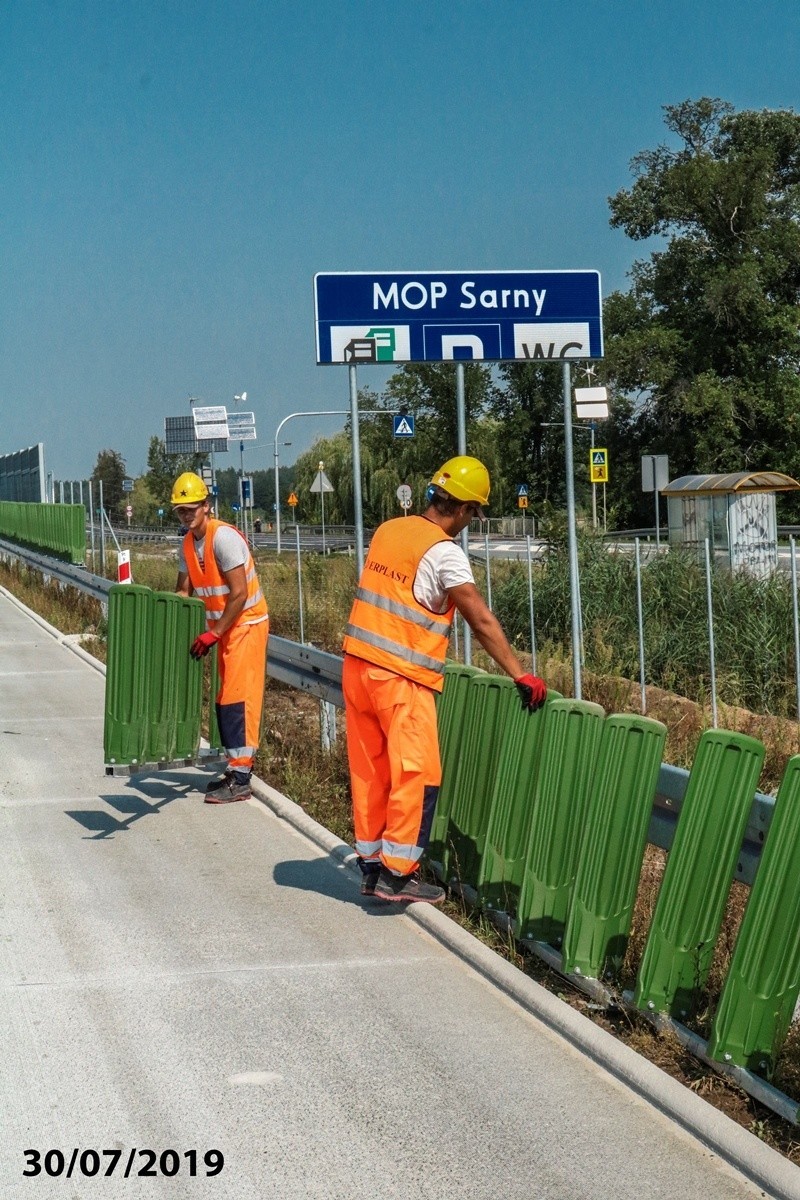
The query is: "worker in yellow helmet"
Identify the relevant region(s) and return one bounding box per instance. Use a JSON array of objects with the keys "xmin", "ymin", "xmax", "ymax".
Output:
[
  {"xmin": 171, "ymin": 472, "xmax": 269, "ymax": 803},
  {"xmin": 342, "ymin": 455, "xmax": 548, "ymax": 904}
]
